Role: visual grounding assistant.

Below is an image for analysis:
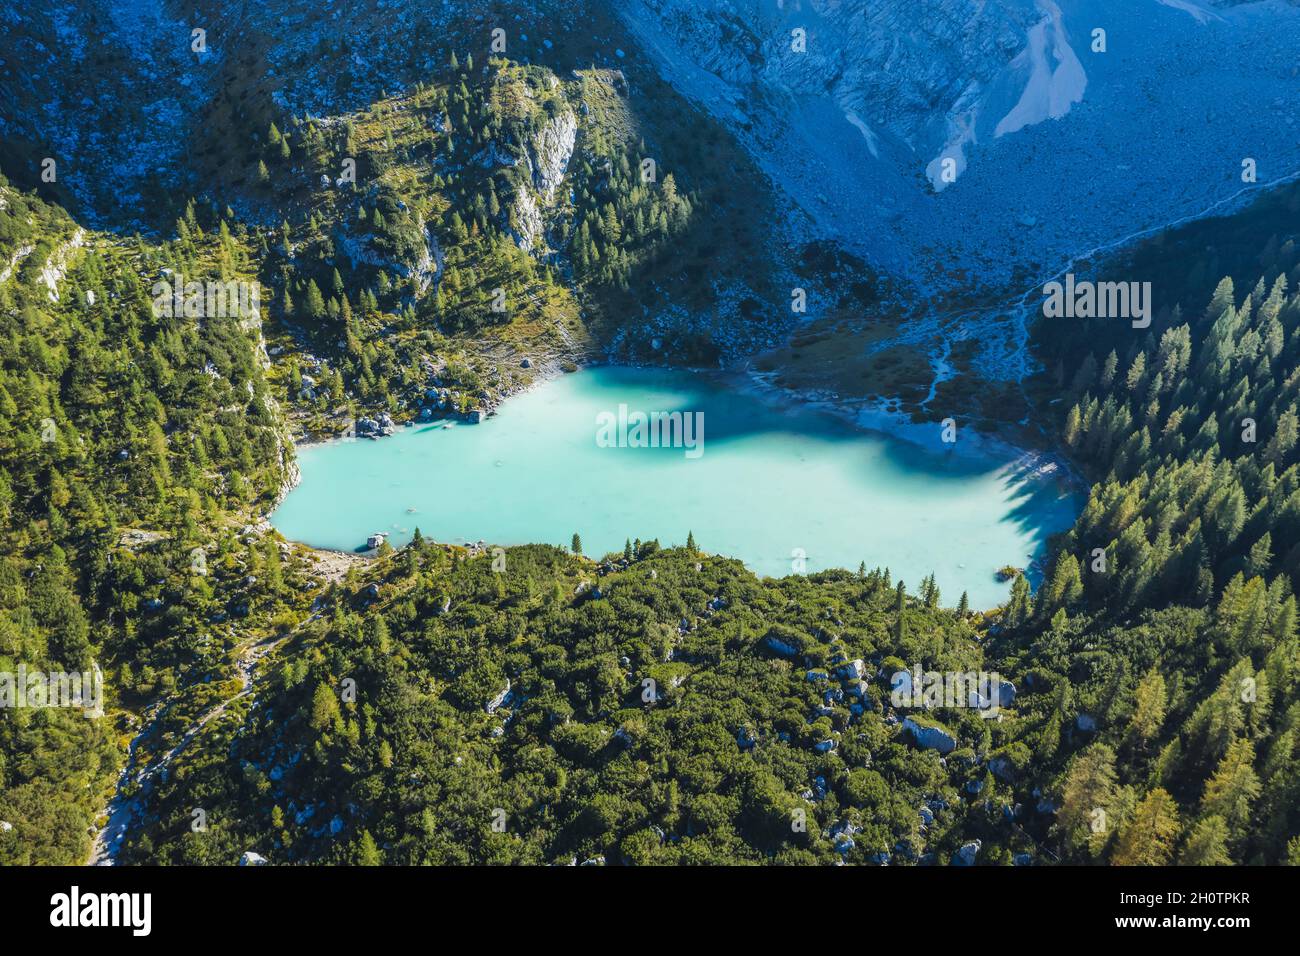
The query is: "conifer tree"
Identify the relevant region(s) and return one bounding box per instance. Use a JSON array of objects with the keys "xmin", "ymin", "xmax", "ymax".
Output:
[{"xmin": 1112, "ymin": 789, "xmax": 1180, "ymax": 865}]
